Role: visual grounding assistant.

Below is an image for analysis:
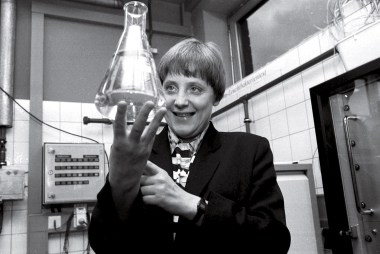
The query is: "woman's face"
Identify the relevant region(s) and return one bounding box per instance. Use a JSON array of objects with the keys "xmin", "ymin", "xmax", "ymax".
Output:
[{"xmin": 162, "ymin": 74, "xmax": 219, "ymax": 140}]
